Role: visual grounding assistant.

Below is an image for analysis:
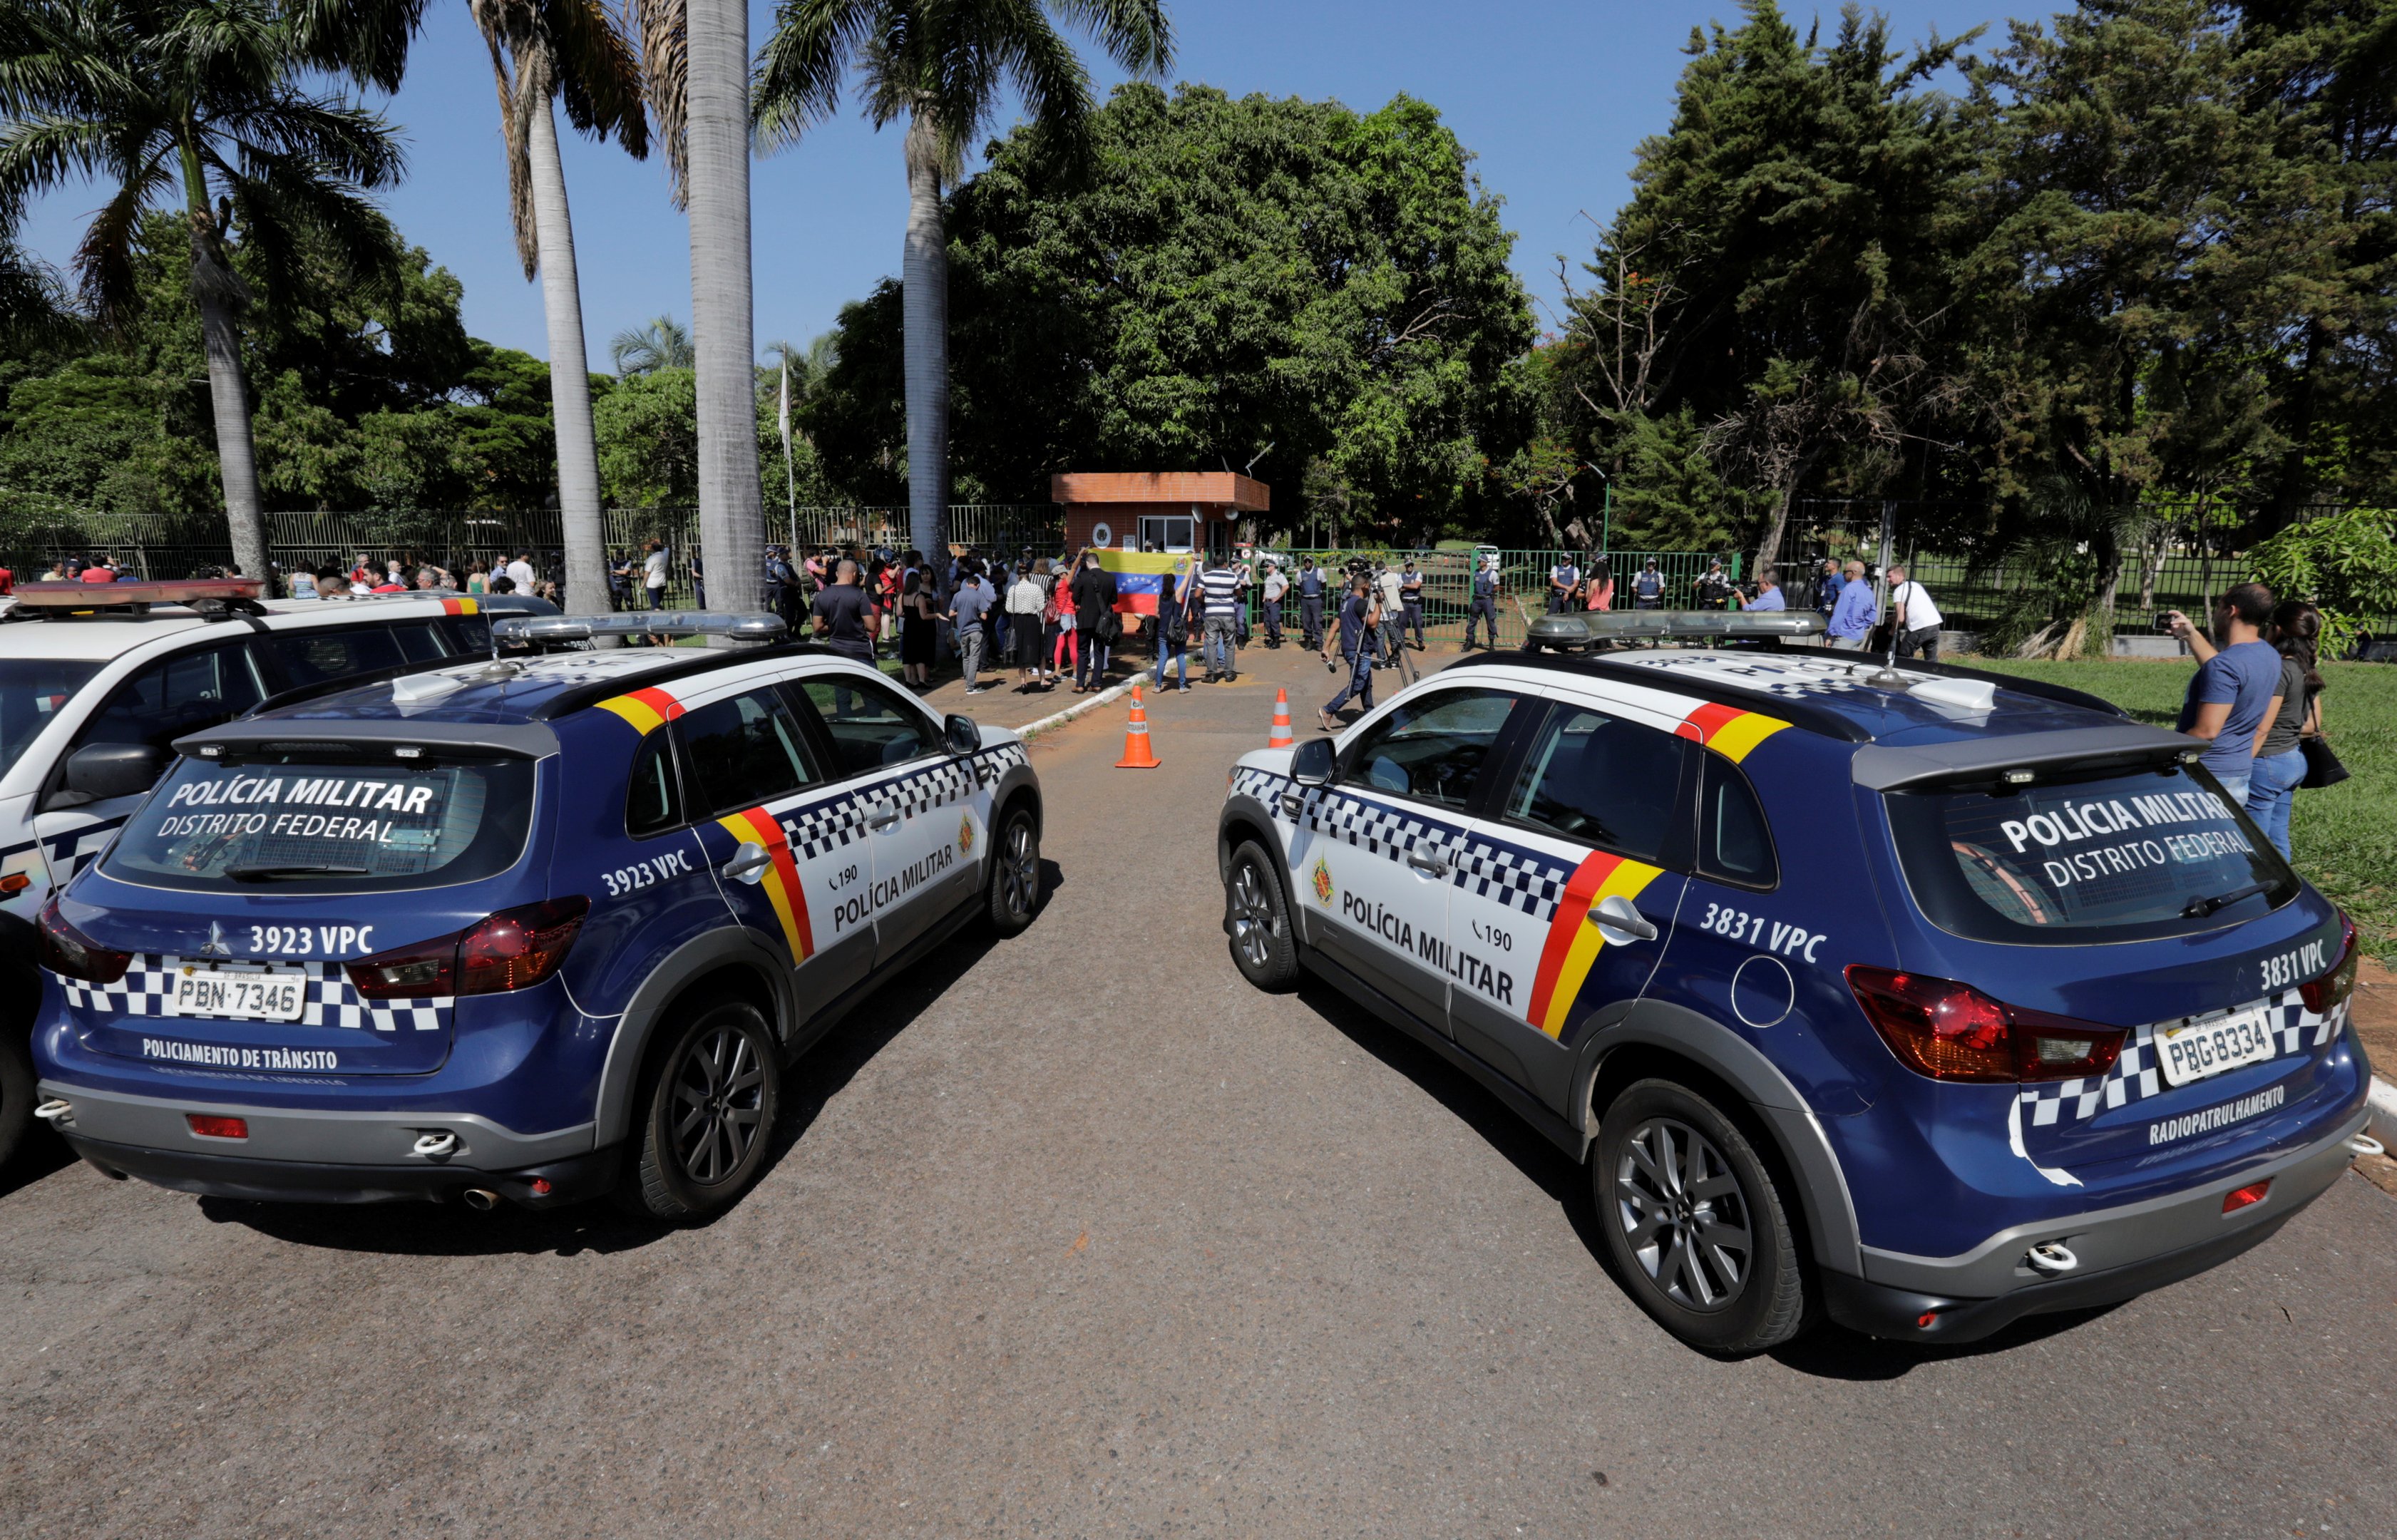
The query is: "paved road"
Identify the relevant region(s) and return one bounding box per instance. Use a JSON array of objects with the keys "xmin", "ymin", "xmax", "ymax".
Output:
[{"xmin": 4, "ymin": 639, "xmax": 2393, "ymax": 1539}]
